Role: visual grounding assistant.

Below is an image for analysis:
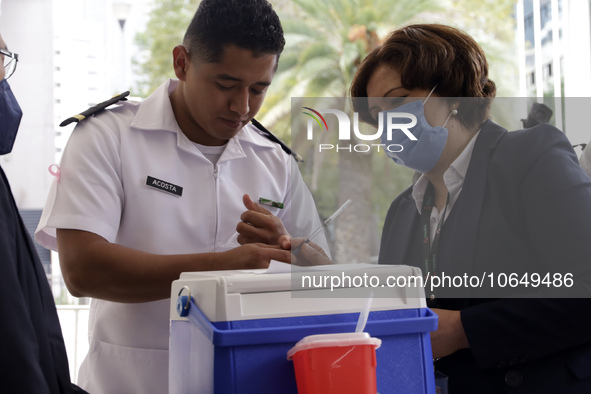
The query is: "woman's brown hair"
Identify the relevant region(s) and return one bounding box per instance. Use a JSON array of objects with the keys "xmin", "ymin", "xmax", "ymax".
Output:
[{"xmin": 350, "ymin": 24, "xmax": 496, "ymax": 130}]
